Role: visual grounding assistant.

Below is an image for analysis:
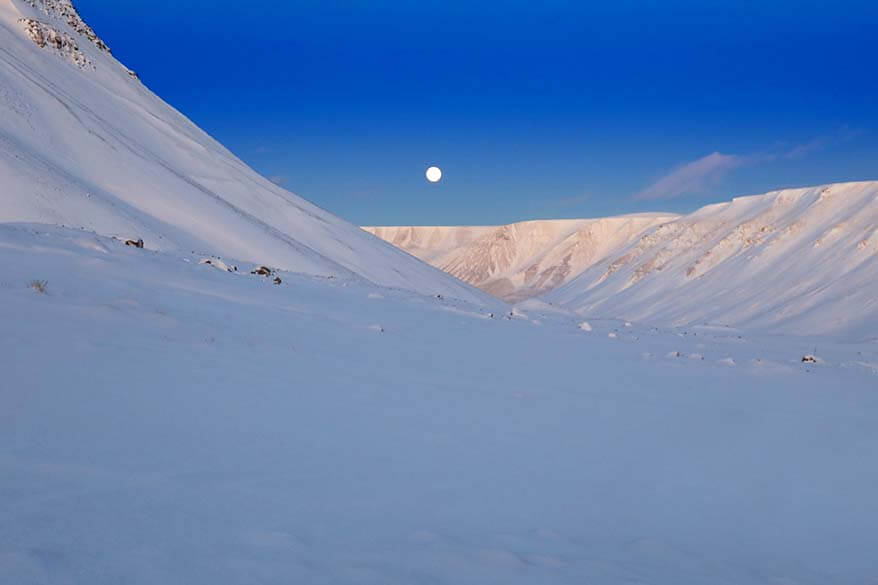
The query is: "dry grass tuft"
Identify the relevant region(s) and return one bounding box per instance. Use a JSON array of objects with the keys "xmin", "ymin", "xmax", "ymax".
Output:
[{"xmin": 29, "ymin": 280, "xmax": 48, "ymax": 294}]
